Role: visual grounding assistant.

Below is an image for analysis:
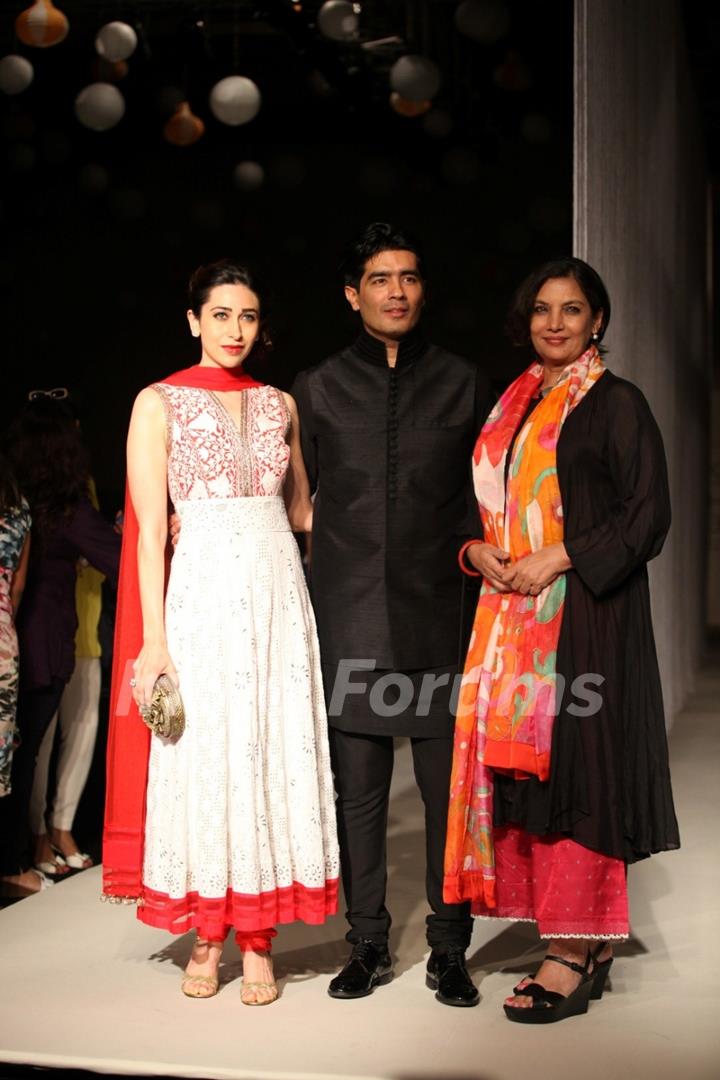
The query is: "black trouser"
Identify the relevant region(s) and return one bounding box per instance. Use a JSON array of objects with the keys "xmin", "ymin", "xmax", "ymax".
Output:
[
  {"xmin": 329, "ymin": 728, "xmax": 472, "ymax": 952},
  {"xmin": 0, "ymin": 678, "xmax": 66, "ymax": 875}
]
